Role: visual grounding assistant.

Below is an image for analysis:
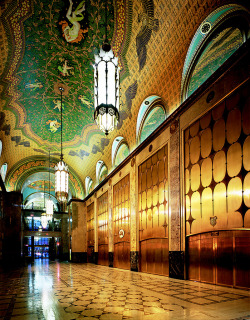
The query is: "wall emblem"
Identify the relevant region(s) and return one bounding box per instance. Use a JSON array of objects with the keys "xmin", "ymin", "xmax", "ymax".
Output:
[
  {"xmin": 210, "ymin": 216, "xmax": 217, "ymax": 227},
  {"xmin": 119, "ymin": 229, "xmax": 125, "ymax": 238}
]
